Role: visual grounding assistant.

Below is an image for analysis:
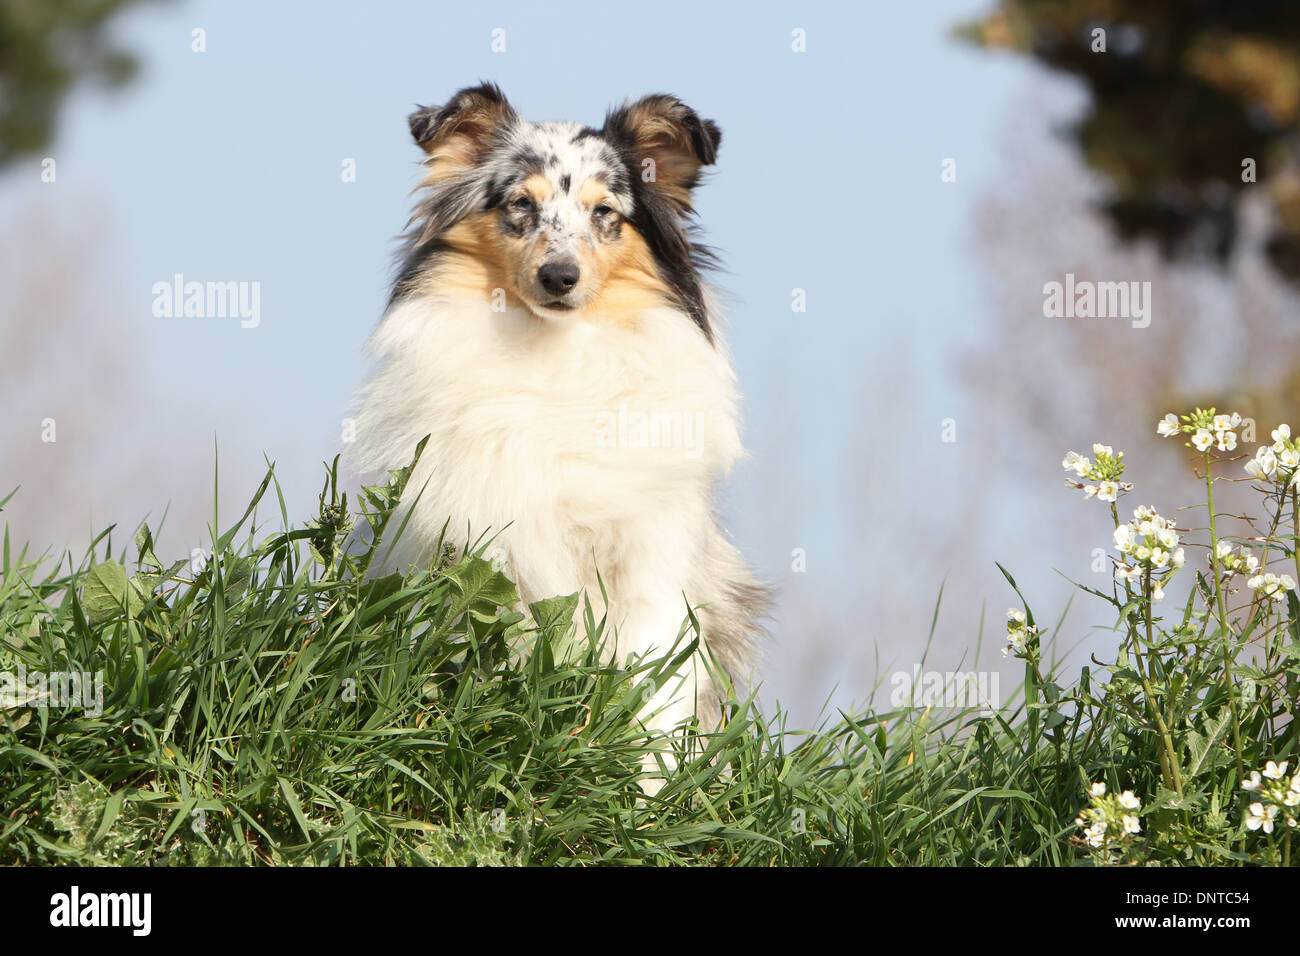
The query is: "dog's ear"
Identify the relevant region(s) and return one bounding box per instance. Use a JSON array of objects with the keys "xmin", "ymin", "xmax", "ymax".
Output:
[
  {"xmin": 408, "ymin": 83, "xmax": 517, "ymax": 171},
  {"xmin": 602, "ymin": 94, "xmax": 721, "ymax": 208}
]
